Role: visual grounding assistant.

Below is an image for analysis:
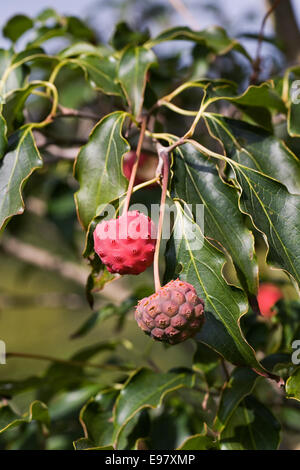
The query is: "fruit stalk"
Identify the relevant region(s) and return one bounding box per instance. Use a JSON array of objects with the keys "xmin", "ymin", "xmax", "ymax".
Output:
[
  {"xmin": 122, "ymin": 116, "xmax": 148, "ymax": 214},
  {"xmin": 154, "ymin": 146, "xmax": 170, "ymax": 291}
]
